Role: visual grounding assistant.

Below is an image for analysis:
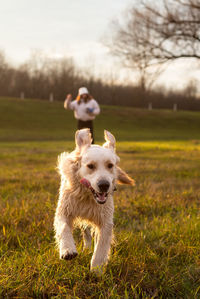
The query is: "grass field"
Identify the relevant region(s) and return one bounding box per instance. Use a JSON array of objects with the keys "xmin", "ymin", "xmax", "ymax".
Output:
[{"xmin": 1, "ymin": 97, "xmax": 200, "ymax": 298}]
